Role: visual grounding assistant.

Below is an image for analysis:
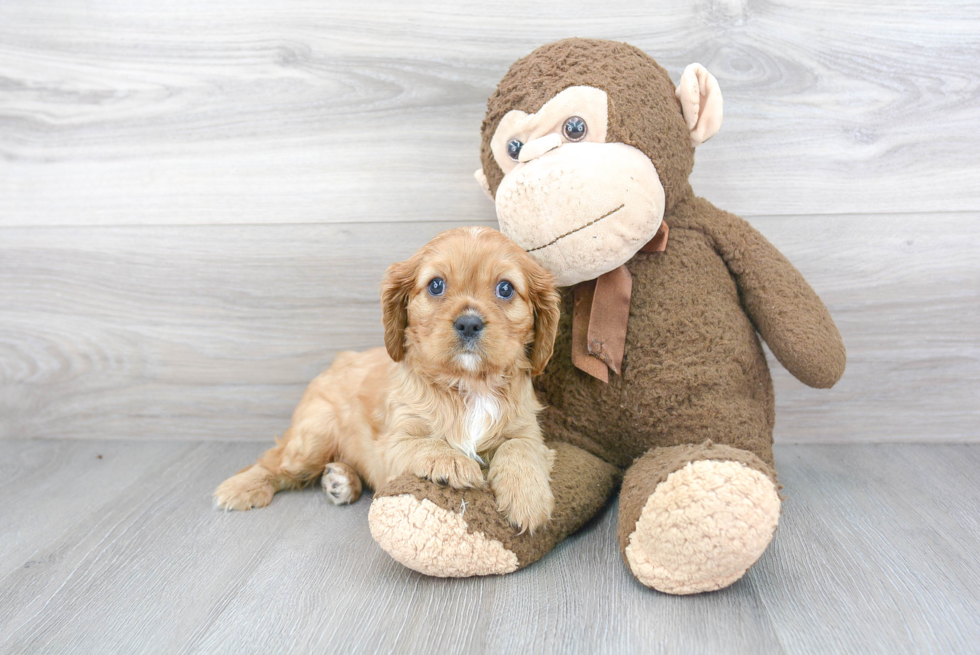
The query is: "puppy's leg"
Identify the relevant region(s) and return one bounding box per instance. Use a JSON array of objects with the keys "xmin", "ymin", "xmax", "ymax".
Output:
[
  {"xmin": 488, "ymin": 435, "xmax": 556, "ymax": 534},
  {"xmin": 213, "ymin": 458, "xmax": 279, "ymax": 511},
  {"xmin": 321, "ymin": 462, "xmax": 363, "ymax": 505},
  {"xmin": 214, "ymin": 413, "xmax": 337, "ymax": 511}
]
